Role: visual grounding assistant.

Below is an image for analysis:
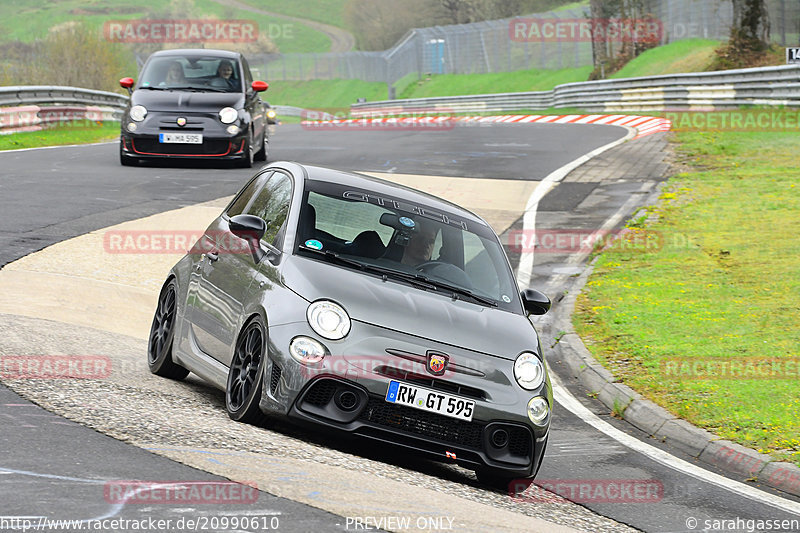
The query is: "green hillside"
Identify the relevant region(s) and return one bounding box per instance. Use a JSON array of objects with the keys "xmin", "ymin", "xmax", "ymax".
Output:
[{"xmin": 0, "ymin": 0, "xmax": 330, "ymax": 54}]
